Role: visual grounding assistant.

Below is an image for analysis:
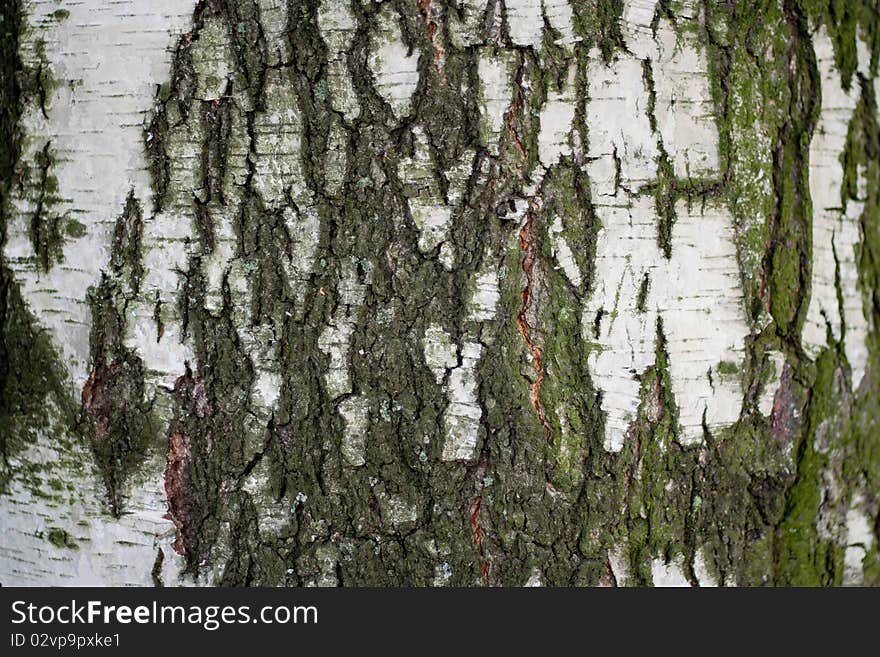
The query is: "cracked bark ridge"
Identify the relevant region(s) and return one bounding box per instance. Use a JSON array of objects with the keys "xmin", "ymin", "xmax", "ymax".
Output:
[{"xmin": 0, "ymin": 0, "xmax": 879, "ymax": 587}]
